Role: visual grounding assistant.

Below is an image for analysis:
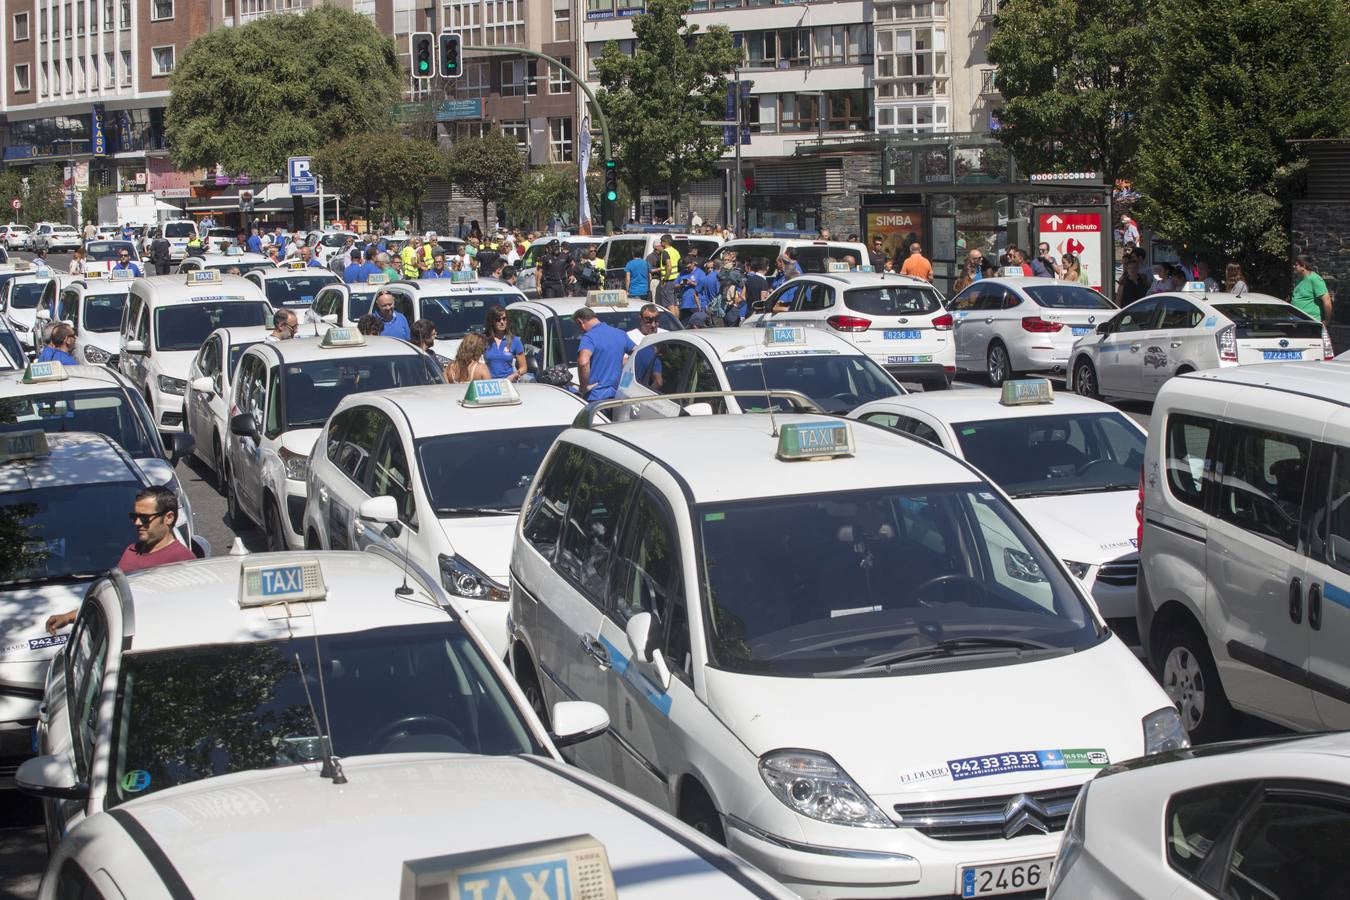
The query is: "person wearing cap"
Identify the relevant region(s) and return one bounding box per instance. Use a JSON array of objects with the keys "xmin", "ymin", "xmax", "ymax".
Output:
[{"xmin": 573, "ymin": 307, "xmax": 635, "ymax": 401}]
